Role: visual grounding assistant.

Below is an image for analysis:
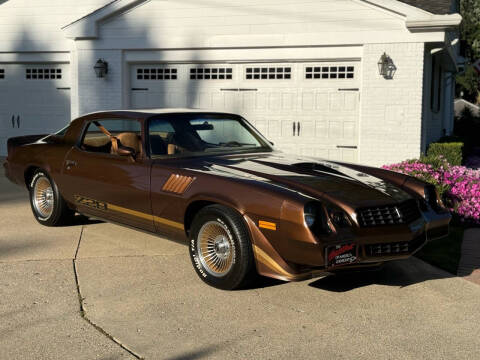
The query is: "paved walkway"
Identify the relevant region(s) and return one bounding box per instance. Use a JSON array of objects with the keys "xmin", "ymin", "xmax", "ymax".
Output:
[{"xmin": 458, "ymin": 228, "xmax": 480, "ymax": 282}]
